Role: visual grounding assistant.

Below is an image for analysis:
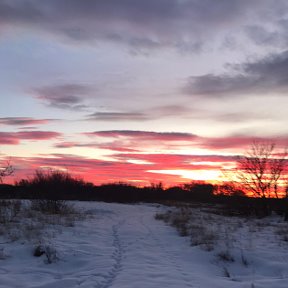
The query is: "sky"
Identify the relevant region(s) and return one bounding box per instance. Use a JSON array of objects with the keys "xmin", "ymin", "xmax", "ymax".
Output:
[{"xmin": 1, "ymin": 0, "xmax": 288, "ymax": 186}]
